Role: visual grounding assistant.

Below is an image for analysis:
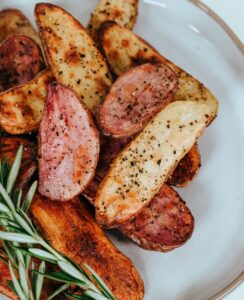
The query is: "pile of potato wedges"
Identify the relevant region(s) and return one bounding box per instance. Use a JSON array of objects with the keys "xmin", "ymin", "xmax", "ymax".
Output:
[{"xmin": 0, "ymin": 1, "xmax": 218, "ymax": 299}]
